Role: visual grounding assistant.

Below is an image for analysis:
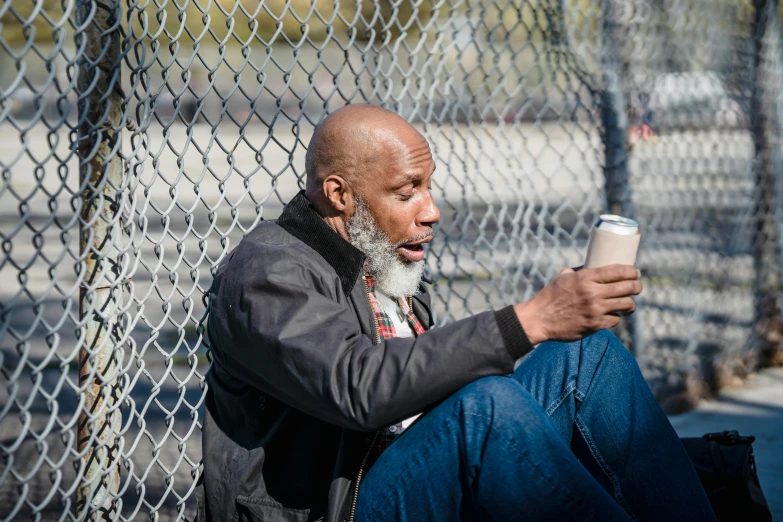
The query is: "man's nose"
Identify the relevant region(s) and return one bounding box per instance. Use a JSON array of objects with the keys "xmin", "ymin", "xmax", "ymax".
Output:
[{"xmin": 418, "ymin": 191, "xmax": 440, "ymax": 227}]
